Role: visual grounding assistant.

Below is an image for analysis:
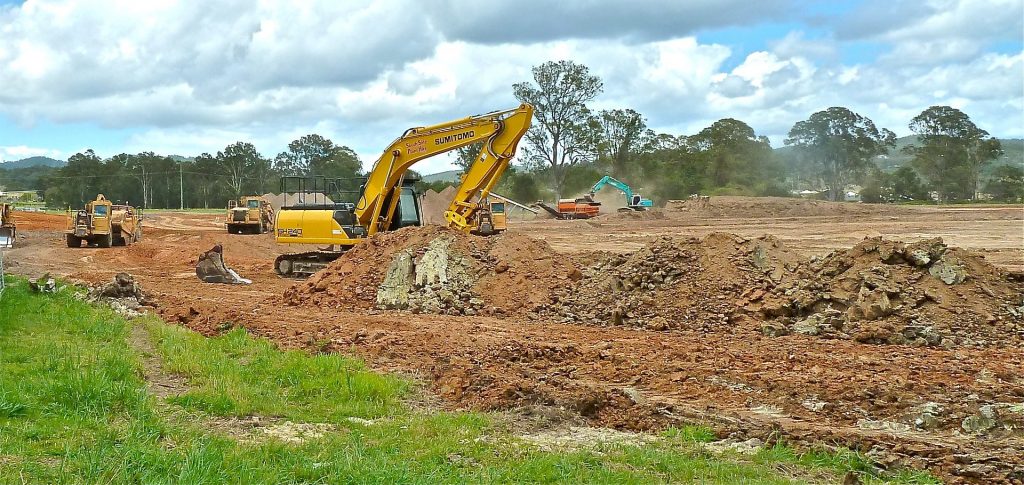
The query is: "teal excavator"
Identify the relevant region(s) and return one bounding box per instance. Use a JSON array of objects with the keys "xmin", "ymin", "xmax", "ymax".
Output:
[{"xmin": 589, "ymin": 176, "xmax": 653, "ymax": 211}]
